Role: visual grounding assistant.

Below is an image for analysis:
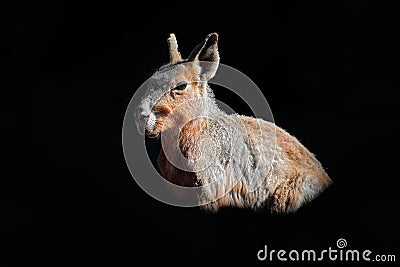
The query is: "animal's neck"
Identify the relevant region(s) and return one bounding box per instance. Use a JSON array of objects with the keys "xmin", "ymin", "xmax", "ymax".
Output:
[
  {"xmin": 166, "ymin": 91, "xmax": 223, "ymax": 131},
  {"xmin": 161, "ymin": 93, "xmax": 227, "ymax": 164}
]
